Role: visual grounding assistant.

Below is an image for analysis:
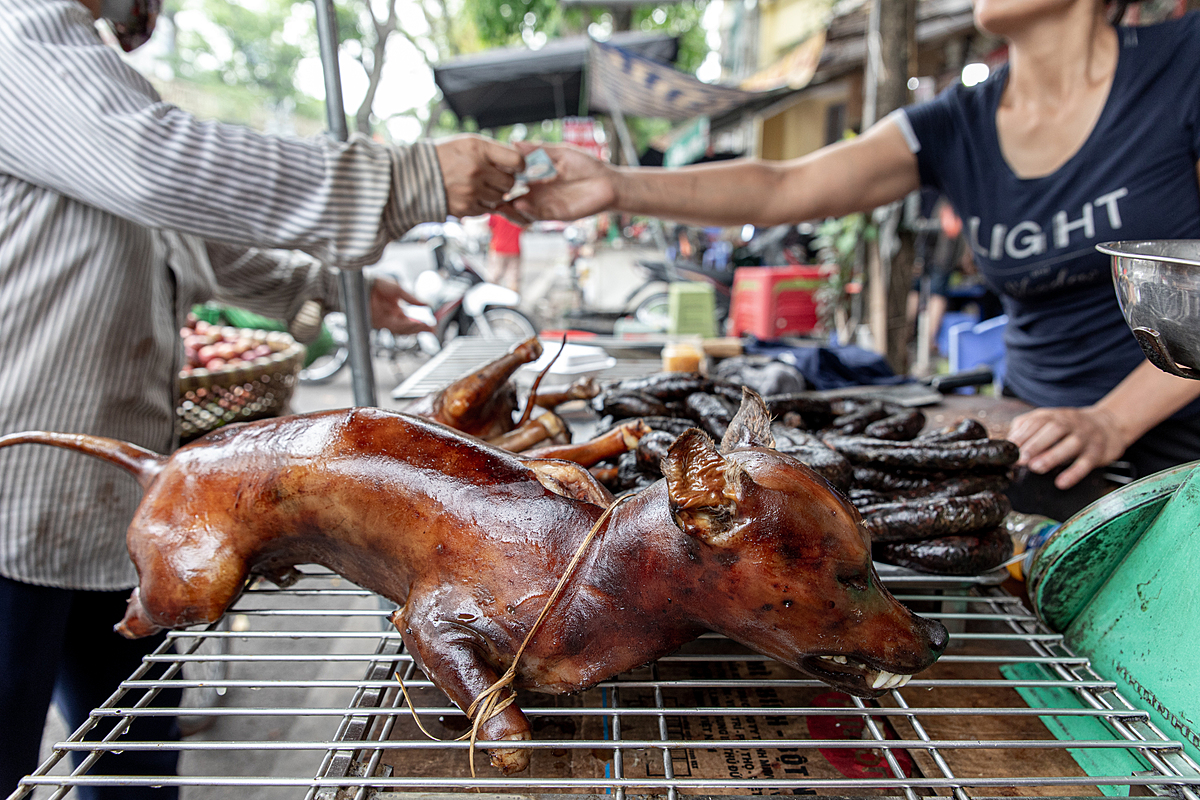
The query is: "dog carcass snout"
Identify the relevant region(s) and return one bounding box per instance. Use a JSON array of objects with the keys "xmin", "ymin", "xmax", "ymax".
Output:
[{"xmin": 921, "ymin": 614, "xmax": 950, "ymax": 658}]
